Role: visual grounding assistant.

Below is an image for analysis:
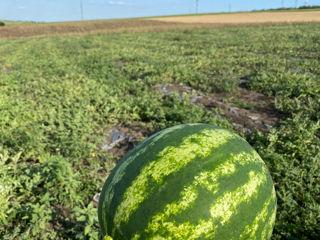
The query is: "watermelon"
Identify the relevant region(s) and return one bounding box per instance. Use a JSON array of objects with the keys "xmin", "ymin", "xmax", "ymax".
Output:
[{"xmin": 98, "ymin": 123, "xmax": 277, "ymax": 240}]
